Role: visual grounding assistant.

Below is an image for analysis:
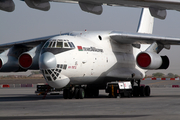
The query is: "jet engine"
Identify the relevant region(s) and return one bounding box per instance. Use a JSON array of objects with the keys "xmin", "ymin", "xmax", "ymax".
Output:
[
  {"xmin": 18, "ymin": 44, "xmax": 43, "ymax": 70},
  {"xmin": 79, "ymin": 2, "xmax": 103, "ymax": 15},
  {"xmin": 18, "ymin": 53, "xmax": 35, "ymax": 69},
  {"xmin": 25, "ymin": 0, "xmax": 50, "ymax": 11},
  {"xmin": 136, "ymin": 51, "xmax": 169, "ymax": 70},
  {"xmin": 0, "ymin": 0, "xmax": 15, "ymax": 12},
  {"xmin": 0, "ymin": 55, "xmax": 20, "ymax": 72}
]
